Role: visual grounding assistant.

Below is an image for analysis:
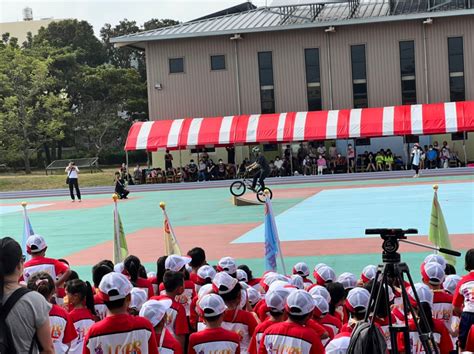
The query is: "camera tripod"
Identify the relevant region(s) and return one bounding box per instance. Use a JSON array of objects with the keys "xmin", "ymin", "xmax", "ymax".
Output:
[{"xmin": 364, "ymin": 228, "xmax": 461, "ymax": 354}]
